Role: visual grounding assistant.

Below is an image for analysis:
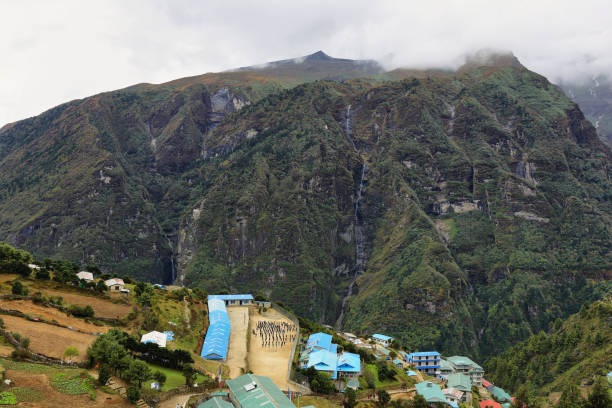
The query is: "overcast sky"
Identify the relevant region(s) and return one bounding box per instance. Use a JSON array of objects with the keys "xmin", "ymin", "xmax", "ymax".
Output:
[{"xmin": 1, "ymin": 0, "xmax": 611, "ymax": 127}]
